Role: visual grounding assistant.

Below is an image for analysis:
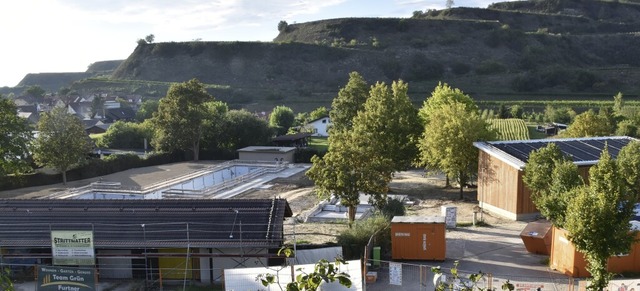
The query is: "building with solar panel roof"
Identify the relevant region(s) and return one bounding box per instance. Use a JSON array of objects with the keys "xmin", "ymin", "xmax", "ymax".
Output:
[{"xmin": 473, "ymin": 136, "xmax": 636, "ymax": 221}]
